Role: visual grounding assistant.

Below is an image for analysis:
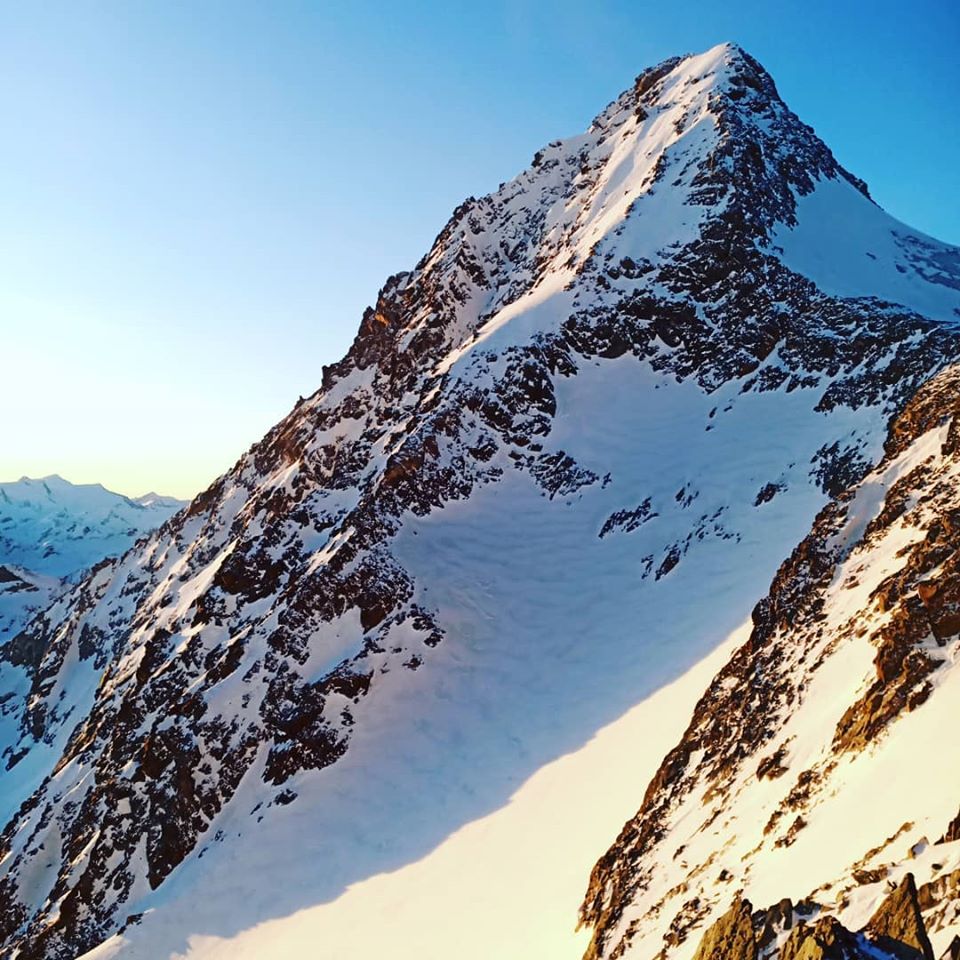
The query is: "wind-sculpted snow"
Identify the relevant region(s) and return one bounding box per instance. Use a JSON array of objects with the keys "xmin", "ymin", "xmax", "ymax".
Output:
[{"xmin": 2, "ymin": 43, "xmax": 960, "ymax": 960}]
